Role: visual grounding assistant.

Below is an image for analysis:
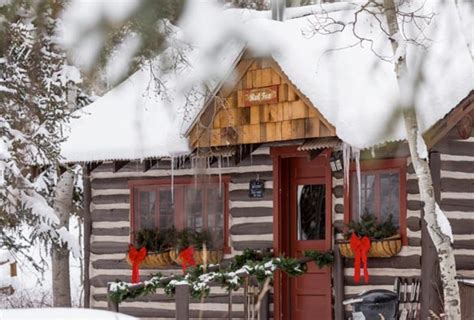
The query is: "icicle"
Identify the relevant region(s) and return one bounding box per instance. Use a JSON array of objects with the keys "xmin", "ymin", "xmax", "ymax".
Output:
[
  {"xmin": 250, "ymin": 144, "xmax": 253, "ymax": 165},
  {"xmin": 171, "ymin": 155, "xmax": 175, "ymax": 203},
  {"xmin": 218, "ymin": 156, "xmax": 222, "ymax": 197},
  {"xmin": 352, "ymin": 147, "xmax": 362, "ymax": 218},
  {"xmin": 342, "ymin": 142, "xmax": 362, "ymax": 217},
  {"xmin": 342, "ymin": 142, "xmax": 351, "ymax": 192}
]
